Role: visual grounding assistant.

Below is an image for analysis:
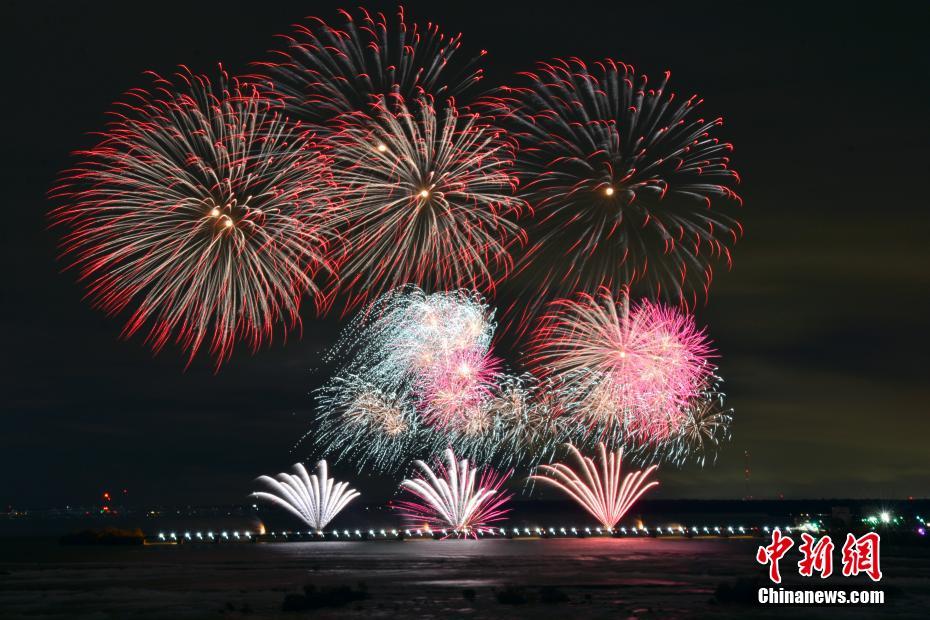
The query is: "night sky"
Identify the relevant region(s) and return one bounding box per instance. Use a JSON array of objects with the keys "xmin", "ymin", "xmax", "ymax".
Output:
[{"xmin": 3, "ymin": 1, "xmax": 929, "ymax": 509}]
